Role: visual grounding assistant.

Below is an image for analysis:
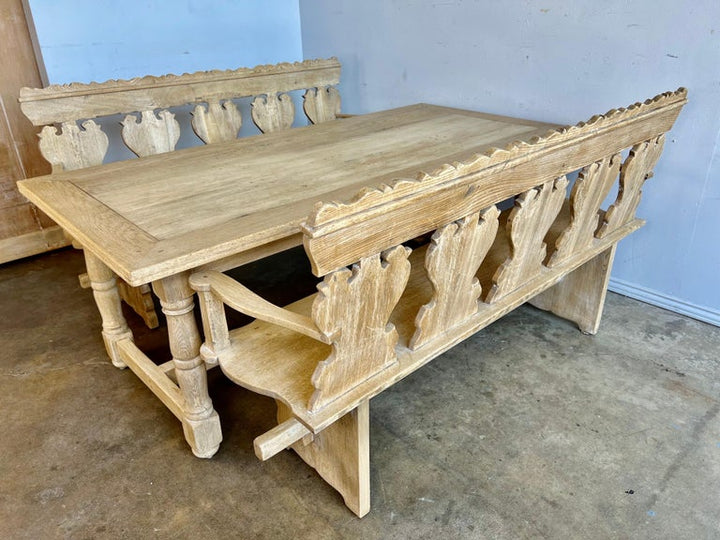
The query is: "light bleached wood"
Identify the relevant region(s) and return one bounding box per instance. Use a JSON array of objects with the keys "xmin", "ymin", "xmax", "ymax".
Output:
[
  {"xmin": 19, "ymin": 58, "xmax": 341, "ymax": 125},
  {"xmin": 19, "ymin": 100, "xmax": 659, "ymax": 285},
  {"xmin": 278, "ymin": 400, "xmax": 371, "ymax": 518},
  {"xmin": 303, "ymin": 86, "xmax": 341, "ymax": 124},
  {"xmin": 191, "ymin": 100, "xmax": 242, "ymax": 144},
  {"xmin": 251, "ymin": 92, "xmax": 295, "ymax": 133},
  {"xmin": 529, "ymin": 245, "xmax": 617, "ymax": 334},
  {"xmin": 37, "ymin": 114, "xmax": 158, "ymax": 328},
  {"xmin": 548, "ymin": 154, "xmax": 621, "ymax": 267},
  {"xmin": 310, "ymin": 246, "xmax": 411, "ymax": 412},
  {"xmin": 199, "ymin": 233, "xmax": 303, "ymax": 274},
  {"xmin": 214, "ymin": 218, "xmax": 643, "ymax": 437},
  {"xmin": 189, "ymin": 270, "xmax": 325, "ymax": 343},
  {"xmin": 303, "ymin": 91, "xmax": 686, "ymax": 276},
  {"xmin": 38, "ymin": 121, "xmax": 108, "ymax": 172},
  {"xmin": 121, "ymin": 110, "xmax": 180, "ymax": 157},
  {"xmin": 0, "ymin": 224, "xmax": 68, "ymax": 265},
  {"xmin": 486, "ymin": 177, "xmax": 568, "ymax": 303},
  {"xmin": 117, "ymin": 338, "xmax": 184, "ymax": 419},
  {"xmin": 20, "ymin": 90, "xmax": 686, "ymax": 496},
  {"xmin": 253, "ymin": 417, "xmax": 311, "ymax": 461},
  {"xmin": 152, "ymin": 272, "xmax": 222, "ymax": 458},
  {"xmin": 411, "ymin": 205, "xmax": 499, "ymax": 349},
  {"xmin": 598, "ymin": 134, "xmax": 666, "ymax": 238},
  {"xmin": 20, "ymin": 59, "xmax": 342, "ymax": 339},
  {"xmin": 83, "ymin": 250, "xmax": 133, "ymax": 368},
  {"xmin": 186, "ymin": 91, "xmax": 684, "ymax": 517},
  {"xmin": 116, "ymin": 280, "xmax": 159, "ymax": 329}
]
